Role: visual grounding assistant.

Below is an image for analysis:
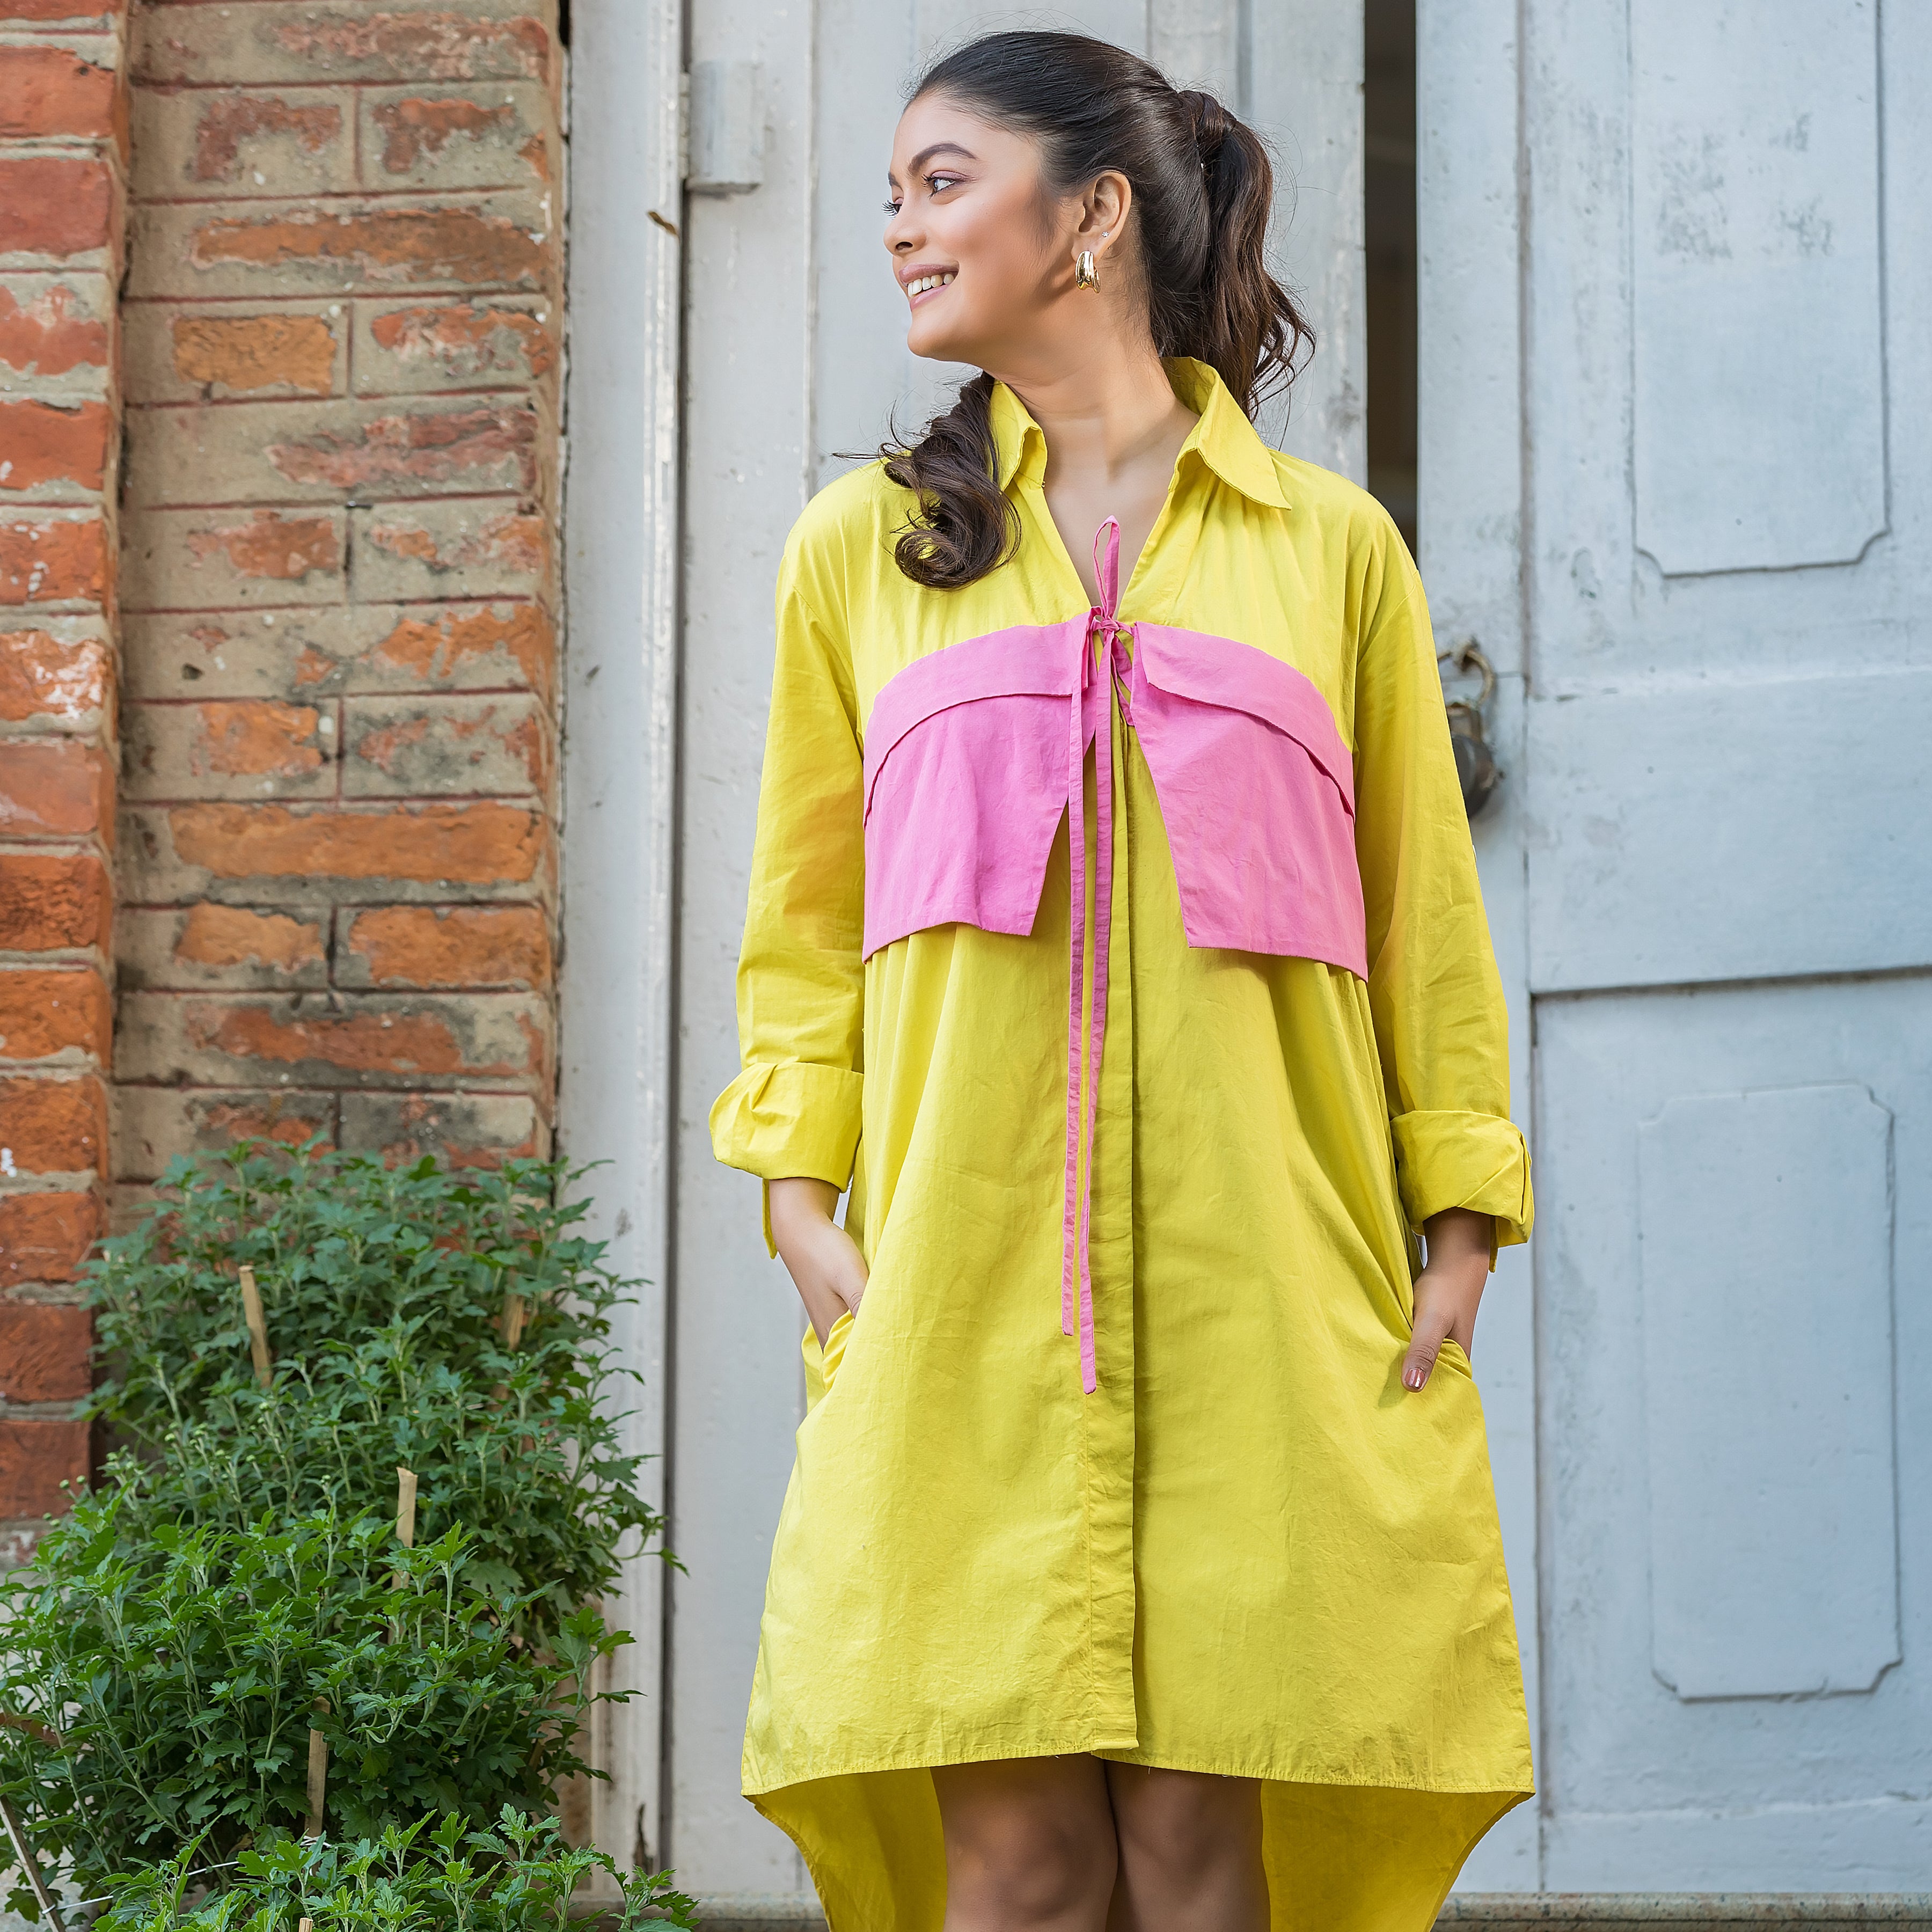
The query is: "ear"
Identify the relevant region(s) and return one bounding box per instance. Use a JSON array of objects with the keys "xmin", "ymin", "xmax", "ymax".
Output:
[{"xmin": 1074, "ymin": 170, "xmax": 1132, "ymax": 264}]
